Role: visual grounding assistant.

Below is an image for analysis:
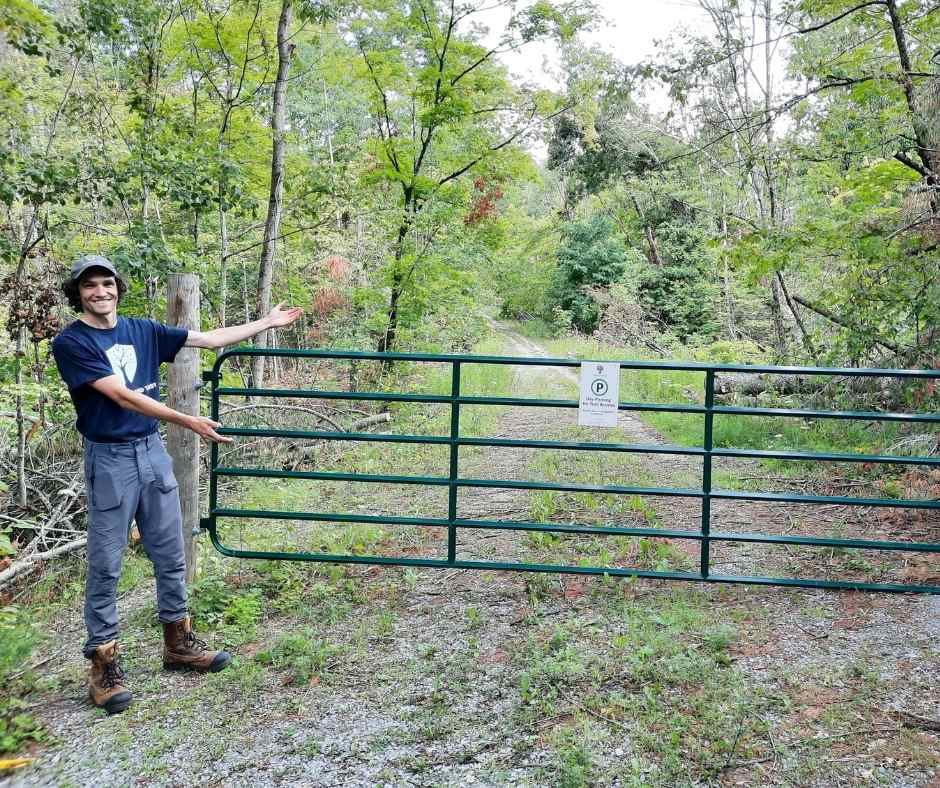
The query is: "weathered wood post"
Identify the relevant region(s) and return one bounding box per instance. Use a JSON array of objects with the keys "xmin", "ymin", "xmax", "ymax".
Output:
[{"xmin": 166, "ymin": 274, "xmax": 201, "ymax": 585}]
